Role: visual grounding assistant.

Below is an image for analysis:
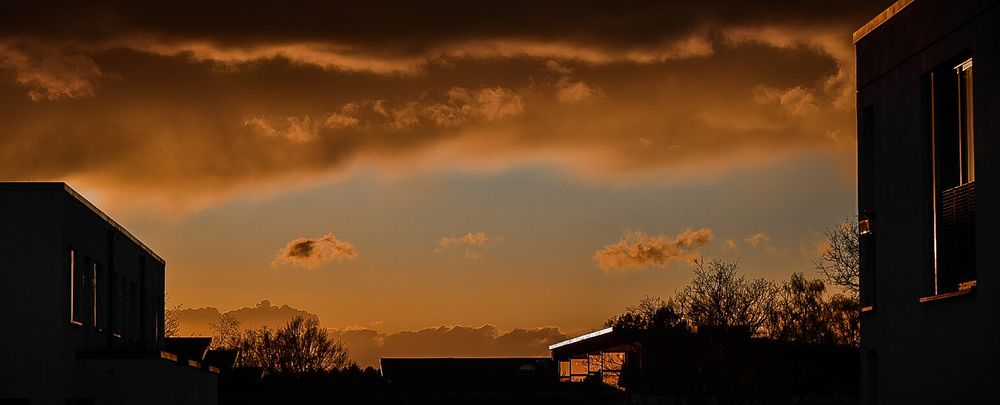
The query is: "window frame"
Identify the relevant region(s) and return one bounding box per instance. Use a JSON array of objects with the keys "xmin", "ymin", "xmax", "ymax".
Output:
[{"xmin": 924, "ymin": 55, "xmax": 977, "ymax": 301}]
